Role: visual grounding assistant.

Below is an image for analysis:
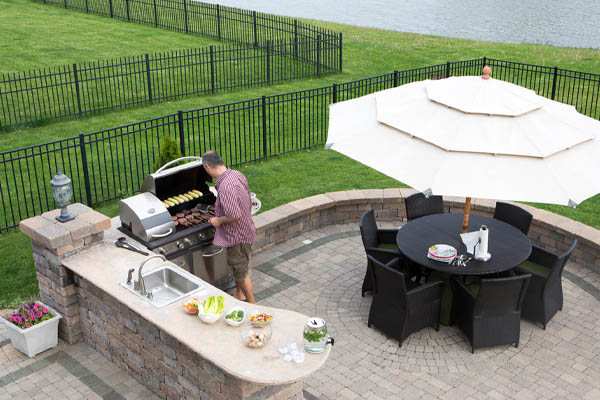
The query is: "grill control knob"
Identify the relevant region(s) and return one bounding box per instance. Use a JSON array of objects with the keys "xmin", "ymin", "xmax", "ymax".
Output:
[
  {"xmin": 198, "ymin": 233, "xmax": 206, "ymax": 240},
  {"xmin": 157, "ymin": 247, "xmax": 167, "ymax": 256},
  {"xmin": 183, "ymin": 238, "xmax": 192, "ymax": 247},
  {"xmin": 176, "ymin": 241, "xmax": 185, "ymax": 250}
]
